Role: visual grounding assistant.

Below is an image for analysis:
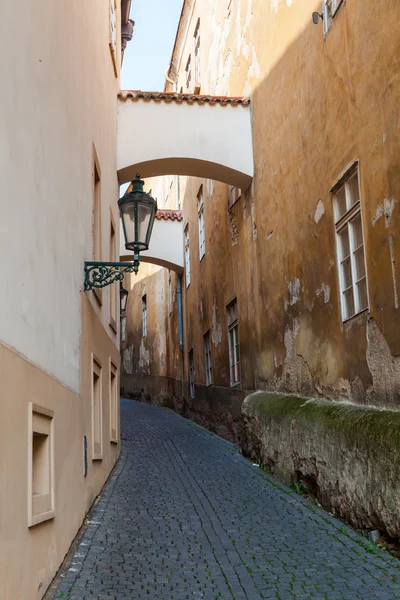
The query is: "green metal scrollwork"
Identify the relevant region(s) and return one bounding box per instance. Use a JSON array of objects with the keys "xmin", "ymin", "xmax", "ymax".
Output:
[{"xmin": 84, "ymin": 261, "xmax": 139, "ymax": 291}]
